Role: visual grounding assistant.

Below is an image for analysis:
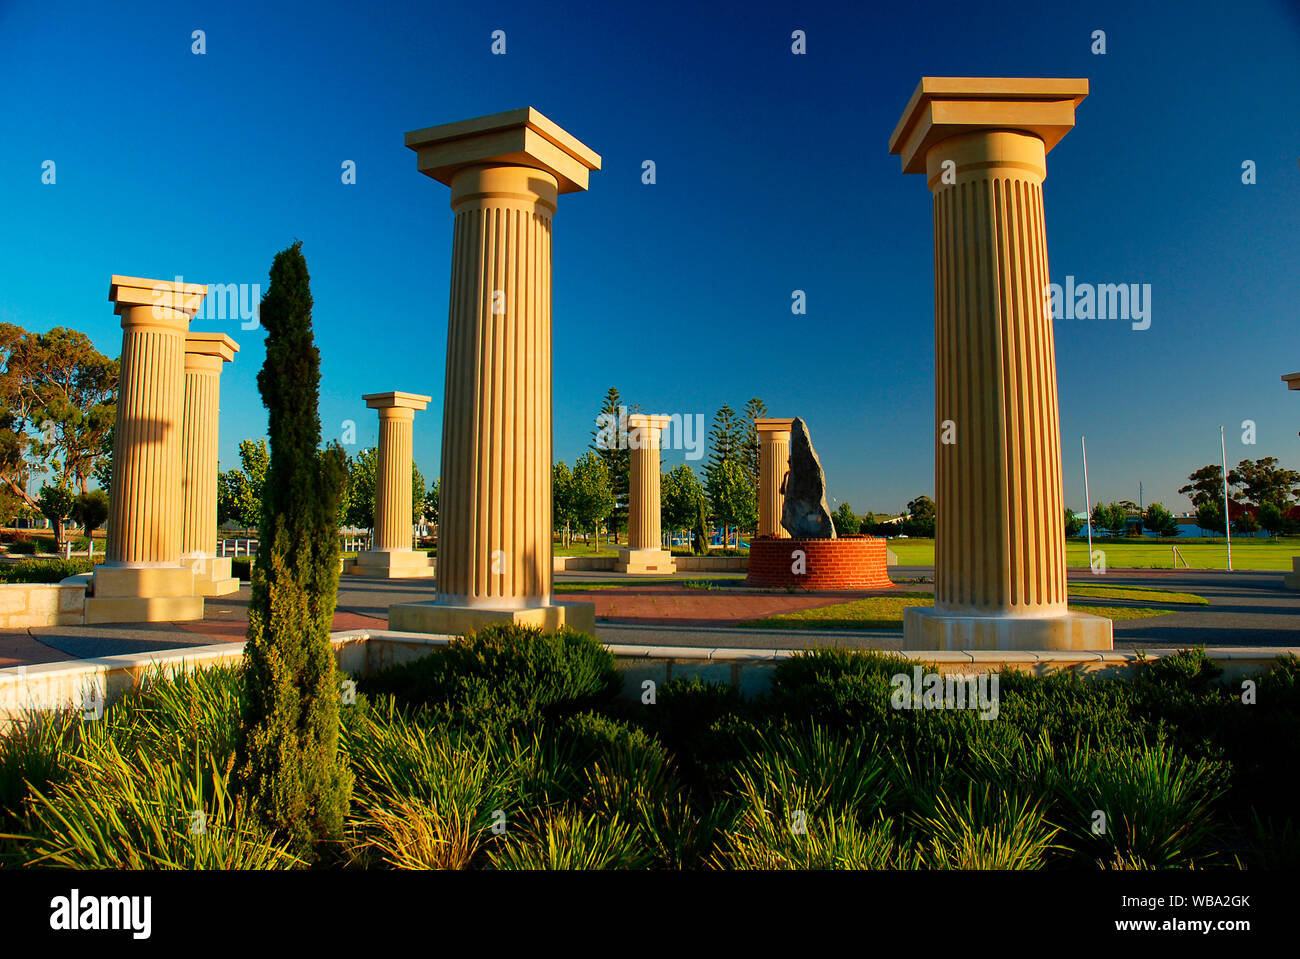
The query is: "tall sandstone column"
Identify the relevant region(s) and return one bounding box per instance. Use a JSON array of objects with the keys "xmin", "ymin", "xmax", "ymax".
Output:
[
  {"xmin": 755, "ymin": 418, "xmax": 794, "ymax": 538},
  {"xmin": 87, "ymin": 276, "xmax": 207, "ymax": 624},
  {"xmin": 889, "ymin": 77, "xmax": 1111, "ymax": 650},
  {"xmin": 617, "ymin": 414, "xmax": 675, "ymax": 573},
  {"xmin": 352, "ymin": 391, "xmax": 435, "ymax": 579},
  {"xmin": 180, "ymin": 332, "xmax": 240, "ymax": 596},
  {"xmin": 390, "ymin": 107, "xmax": 600, "ymax": 634}
]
